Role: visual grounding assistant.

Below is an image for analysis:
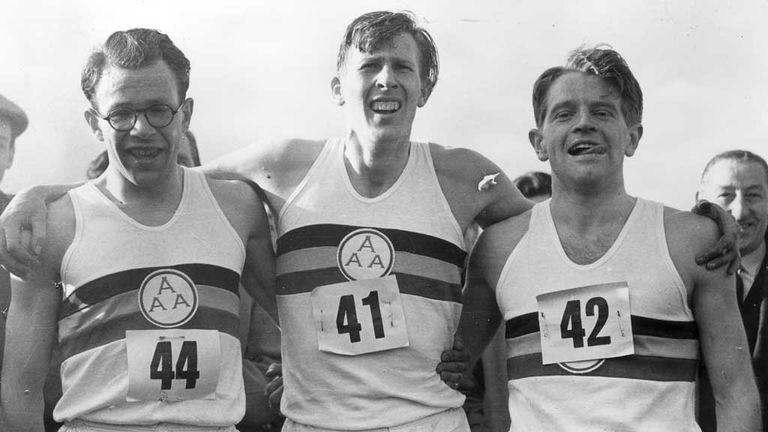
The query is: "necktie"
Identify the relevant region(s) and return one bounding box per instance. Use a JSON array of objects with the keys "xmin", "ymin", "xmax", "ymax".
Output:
[{"xmin": 736, "ymin": 268, "xmax": 745, "ymax": 308}]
